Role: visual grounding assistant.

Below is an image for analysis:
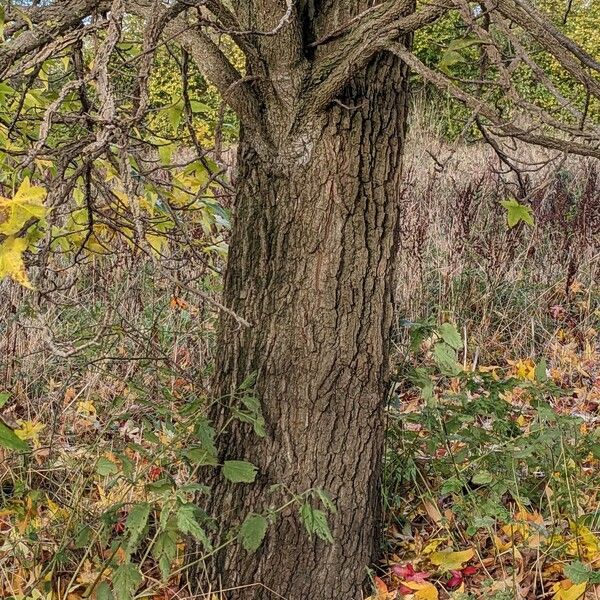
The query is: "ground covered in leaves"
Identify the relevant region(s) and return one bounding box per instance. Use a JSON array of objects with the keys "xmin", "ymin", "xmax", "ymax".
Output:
[
  {"xmin": 371, "ymin": 282, "xmax": 600, "ymax": 600},
  {"xmin": 0, "ymin": 279, "xmax": 599, "ymax": 600}
]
